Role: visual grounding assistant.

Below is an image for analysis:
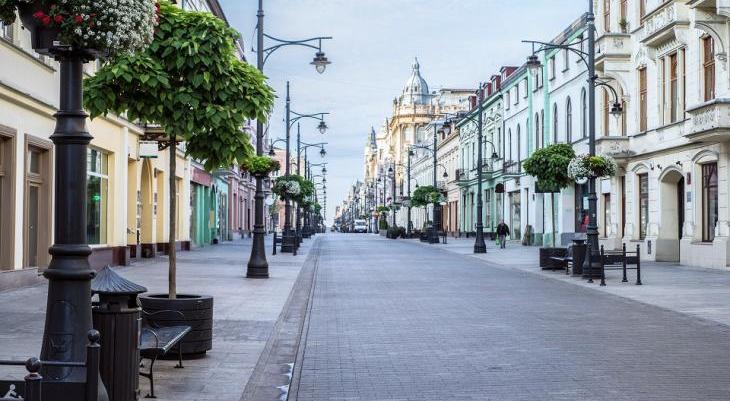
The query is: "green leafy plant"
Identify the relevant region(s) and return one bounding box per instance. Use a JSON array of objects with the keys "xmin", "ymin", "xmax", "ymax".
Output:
[
  {"xmin": 242, "ymin": 155, "xmax": 280, "ymax": 176},
  {"xmin": 411, "ymin": 185, "xmax": 442, "ymax": 208},
  {"xmin": 523, "ymin": 143, "xmax": 577, "ymax": 248},
  {"xmin": 568, "ymin": 154, "xmax": 618, "ymax": 180},
  {"xmin": 376, "ymin": 205, "xmax": 390, "ymax": 215},
  {"xmin": 273, "ymin": 175, "xmax": 313, "ymax": 203},
  {"xmin": 83, "ymin": 1, "xmax": 274, "ymax": 299},
  {"xmin": 379, "ymin": 219, "xmax": 389, "ymax": 231}
]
